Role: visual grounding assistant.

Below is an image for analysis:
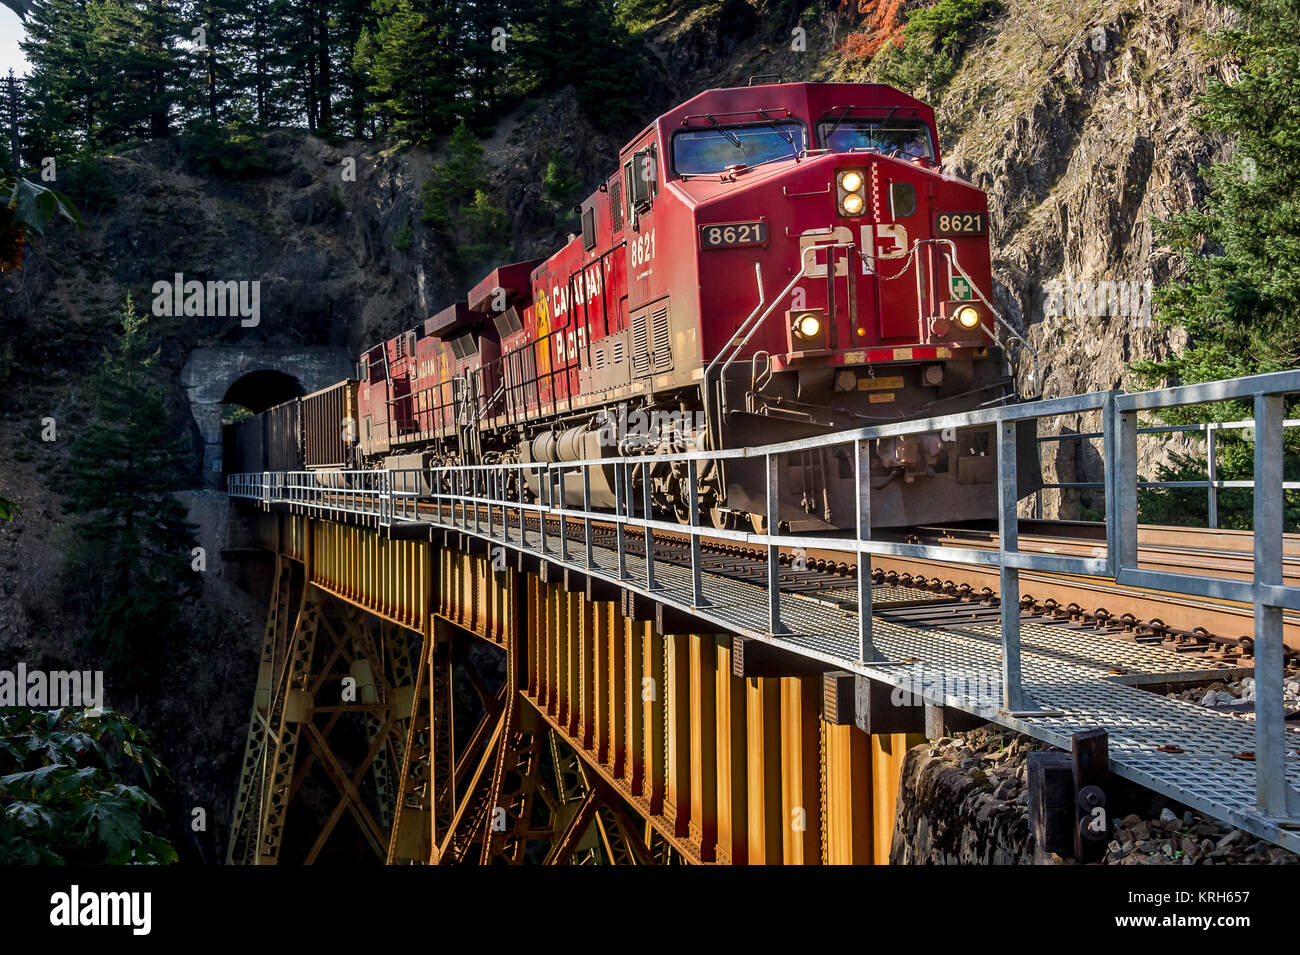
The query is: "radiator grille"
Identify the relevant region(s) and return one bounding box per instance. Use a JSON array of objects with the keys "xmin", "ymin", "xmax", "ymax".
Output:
[
  {"xmin": 651, "ymin": 306, "xmax": 671, "ymax": 372},
  {"xmin": 631, "ymin": 311, "xmax": 650, "ymax": 377}
]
